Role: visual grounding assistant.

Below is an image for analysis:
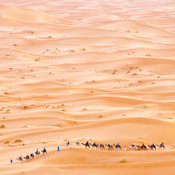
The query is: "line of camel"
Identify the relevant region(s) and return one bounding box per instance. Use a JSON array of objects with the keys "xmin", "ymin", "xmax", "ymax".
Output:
[
  {"xmin": 16, "ymin": 141, "xmax": 165, "ymax": 162},
  {"xmin": 78, "ymin": 141, "xmax": 165, "ymax": 151},
  {"xmin": 16, "ymin": 147, "xmax": 47, "ymax": 162}
]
